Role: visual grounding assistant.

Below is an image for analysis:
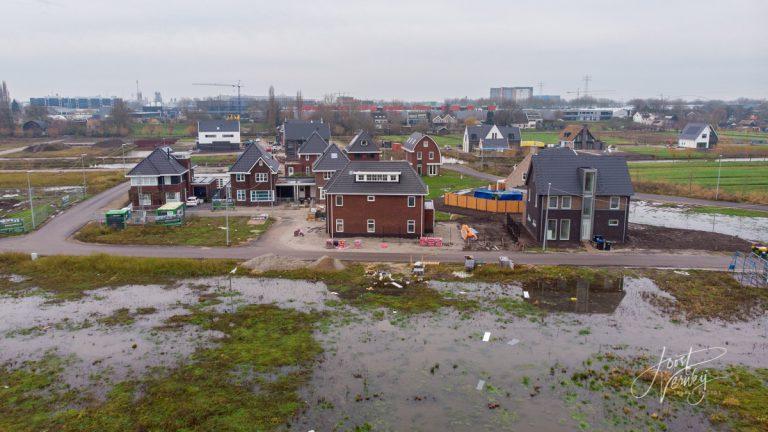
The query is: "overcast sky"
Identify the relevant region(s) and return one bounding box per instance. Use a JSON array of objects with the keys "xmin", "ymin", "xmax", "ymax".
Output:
[{"xmin": 2, "ymin": 0, "xmax": 767, "ymax": 103}]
